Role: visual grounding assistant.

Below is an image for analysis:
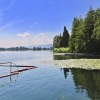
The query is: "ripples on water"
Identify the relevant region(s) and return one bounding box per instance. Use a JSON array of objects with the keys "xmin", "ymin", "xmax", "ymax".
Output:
[{"xmin": 0, "ymin": 51, "xmax": 100, "ymax": 100}]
